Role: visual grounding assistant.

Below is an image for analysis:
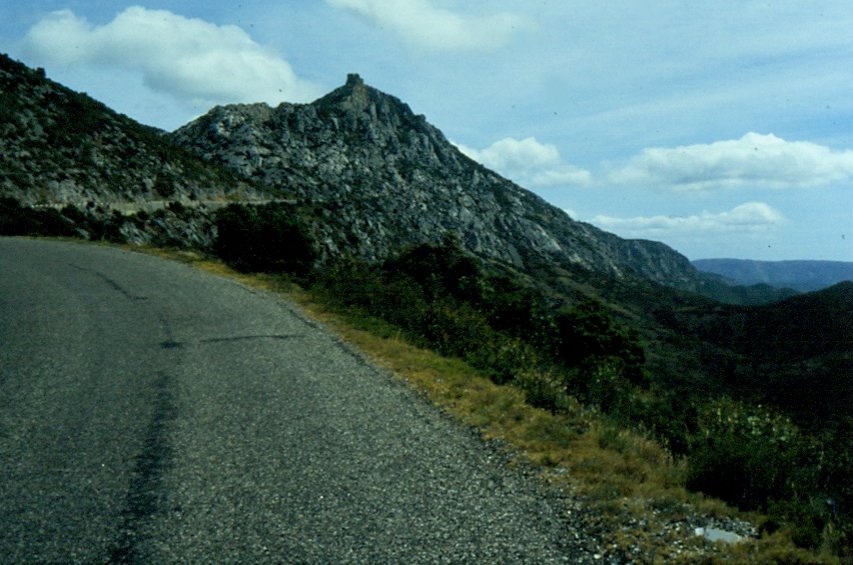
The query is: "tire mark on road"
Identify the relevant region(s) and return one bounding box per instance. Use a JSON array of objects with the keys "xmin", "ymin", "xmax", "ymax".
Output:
[
  {"xmin": 199, "ymin": 334, "xmax": 303, "ymax": 344},
  {"xmin": 69, "ymin": 264, "xmax": 148, "ymax": 301},
  {"xmin": 69, "ymin": 264, "xmax": 181, "ymax": 351},
  {"xmin": 109, "ymin": 371, "xmax": 176, "ymax": 564}
]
